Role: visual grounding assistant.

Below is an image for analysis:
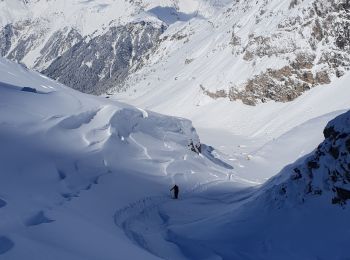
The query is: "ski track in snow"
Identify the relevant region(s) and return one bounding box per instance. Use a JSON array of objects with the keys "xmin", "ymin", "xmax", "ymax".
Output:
[
  {"xmin": 113, "ymin": 179, "xmax": 231, "ymax": 257},
  {"xmin": 23, "ymin": 169, "xmax": 113, "ymax": 230}
]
